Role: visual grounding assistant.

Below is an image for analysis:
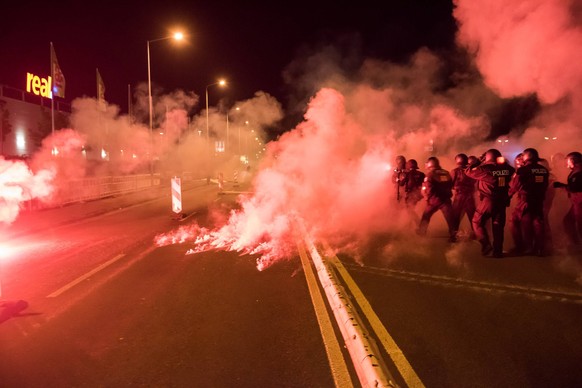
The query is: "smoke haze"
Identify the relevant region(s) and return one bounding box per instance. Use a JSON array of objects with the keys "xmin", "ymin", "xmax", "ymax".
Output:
[{"xmin": 2, "ymin": 0, "xmax": 580, "ymax": 279}]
